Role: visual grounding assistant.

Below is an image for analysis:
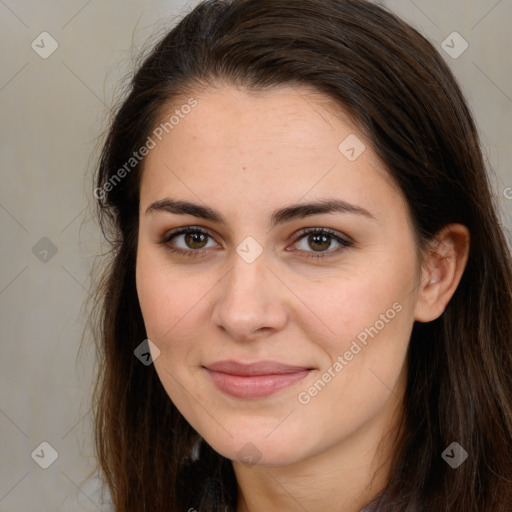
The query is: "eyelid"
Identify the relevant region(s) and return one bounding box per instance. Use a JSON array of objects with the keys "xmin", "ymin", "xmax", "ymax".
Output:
[
  {"xmin": 159, "ymin": 226, "xmax": 222, "ymax": 249},
  {"xmin": 292, "ymin": 227, "xmax": 353, "ymax": 246},
  {"xmin": 158, "ymin": 225, "xmax": 353, "ymax": 258},
  {"xmin": 287, "ymin": 227, "xmax": 353, "ymax": 258}
]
